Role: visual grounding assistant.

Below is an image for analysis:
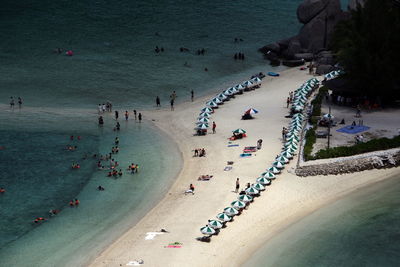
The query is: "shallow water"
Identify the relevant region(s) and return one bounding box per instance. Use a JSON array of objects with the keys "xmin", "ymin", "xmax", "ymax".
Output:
[{"xmin": 244, "ymin": 174, "xmax": 400, "ymax": 267}]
